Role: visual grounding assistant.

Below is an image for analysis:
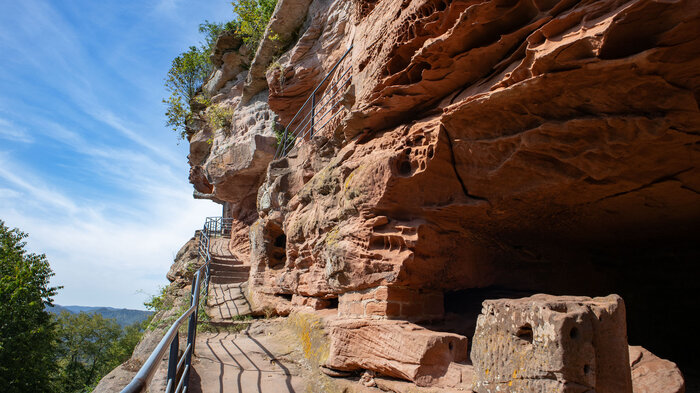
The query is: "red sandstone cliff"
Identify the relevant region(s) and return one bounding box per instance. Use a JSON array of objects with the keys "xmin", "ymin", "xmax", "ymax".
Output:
[{"xmin": 186, "ymin": 0, "xmax": 698, "ymax": 391}]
